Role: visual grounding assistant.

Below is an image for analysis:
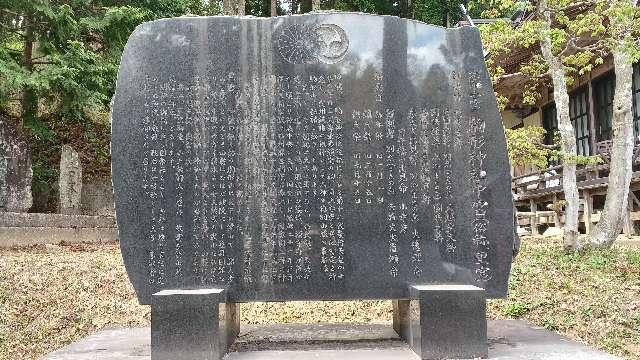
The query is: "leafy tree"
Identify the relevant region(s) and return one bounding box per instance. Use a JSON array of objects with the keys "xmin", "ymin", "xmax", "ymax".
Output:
[
  {"xmin": 578, "ymin": 0, "xmax": 640, "ymax": 248},
  {"xmin": 325, "ymin": 0, "xmax": 463, "ymax": 25},
  {"xmin": 411, "ymin": 0, "xmax": 464, "ymax": 25},
  {"xmin": 0, "ymin": 0, "xmax": 207, "ymax": 210},
  {"xmin": 468, "ymin": 0, "xmax": 525, "ymax": 18},
  {"xmin": 480, "ymin": 0, "xmax": 591, "ymax": 250},
  {"xmin": 480, "ymin": 0, "xmax": 640, "ymax": 249}
]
